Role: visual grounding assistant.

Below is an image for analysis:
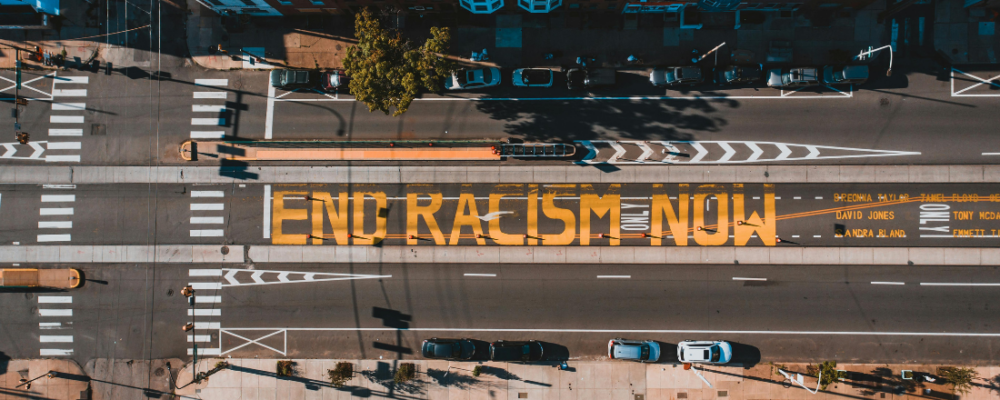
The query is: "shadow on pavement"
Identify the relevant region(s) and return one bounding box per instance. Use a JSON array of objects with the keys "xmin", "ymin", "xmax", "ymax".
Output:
[{"xmin": 728, "ymin": 341, "xmax": 761, "ymax": 368}]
